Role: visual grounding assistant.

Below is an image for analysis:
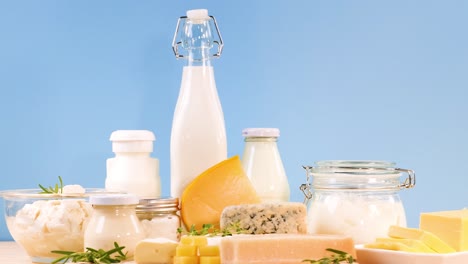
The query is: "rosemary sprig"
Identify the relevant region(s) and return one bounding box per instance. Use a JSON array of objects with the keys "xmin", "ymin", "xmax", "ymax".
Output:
[
  {"xmin": 302, "ymin": 248, "xmax": 356, "ymax": 264},
  {"xmin": 177, "ymin": 222, "xmax": 246, "ymax": 237},
  {"xmin": 39, "ymin": 176, "xmax": 64, "ymax": 194},
  {"xmin": 51, "ymin": 242, "xmax": 127, "ymax": 263}
]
